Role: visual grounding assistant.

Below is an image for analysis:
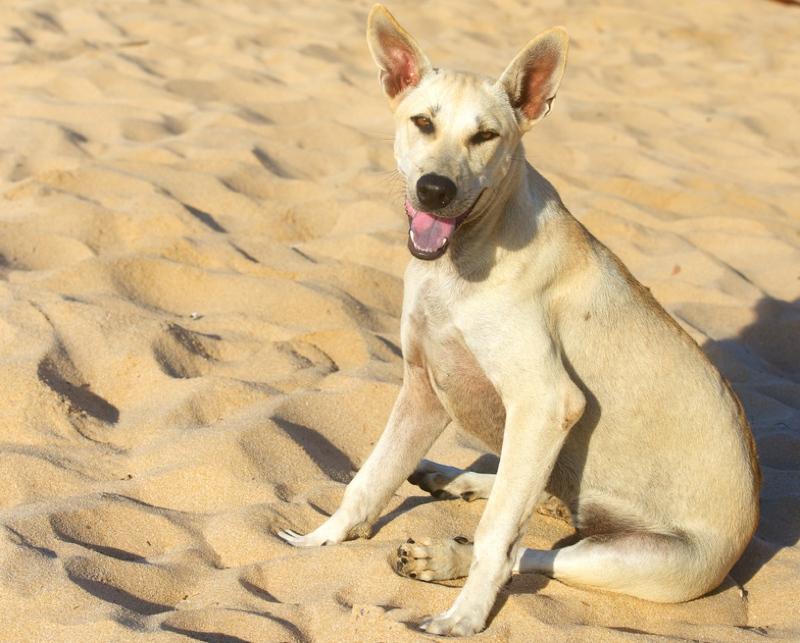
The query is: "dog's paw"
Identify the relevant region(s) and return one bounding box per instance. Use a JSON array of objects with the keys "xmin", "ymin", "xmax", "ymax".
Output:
[
  {"xmin": 408, "ymin": 460, "xmax": 492, "ymax": 502},
  {"xmin": 276, "ymin": 528, "xmax": 330, "ymax": 547},
  {"xmin": 408, "ymin": 462, "xmax": 458, "ymax": 499},
  {"xmin": 535, "ymin": 493, "xmax": 573, "ymax": 524},
  {"xmin": 393, "ymin": 536, "xmax": 473, "ymax": 581},
  {"xmin": 420, "ymin": 609, "xmax": 486, "ymax": 637},
  {"xmin": 276, "ymin": 516, "xmax": 355, "ymax": 547},
  {"xmin": 277, "ymin": 512, "xmax": 372, "ymax": 547}
]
